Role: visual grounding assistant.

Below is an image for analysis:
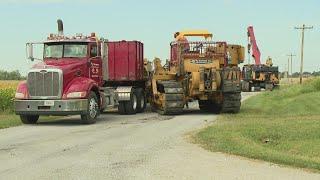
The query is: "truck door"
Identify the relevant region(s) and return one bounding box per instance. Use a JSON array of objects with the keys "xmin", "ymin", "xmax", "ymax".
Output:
[{"xmin": 89, "ymin": 44, "xmax": 103, "ymax": 85}]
